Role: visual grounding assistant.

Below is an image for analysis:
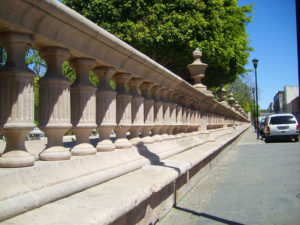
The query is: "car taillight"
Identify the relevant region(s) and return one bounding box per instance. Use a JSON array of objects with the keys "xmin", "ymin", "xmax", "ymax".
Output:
[
  {"xmin": 297, "ymin": 125, "xmax": 299, "ymax": 131},
  {"xmin": 267, "ymin": 126, "xmax": 270, "ymax": 133}
]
